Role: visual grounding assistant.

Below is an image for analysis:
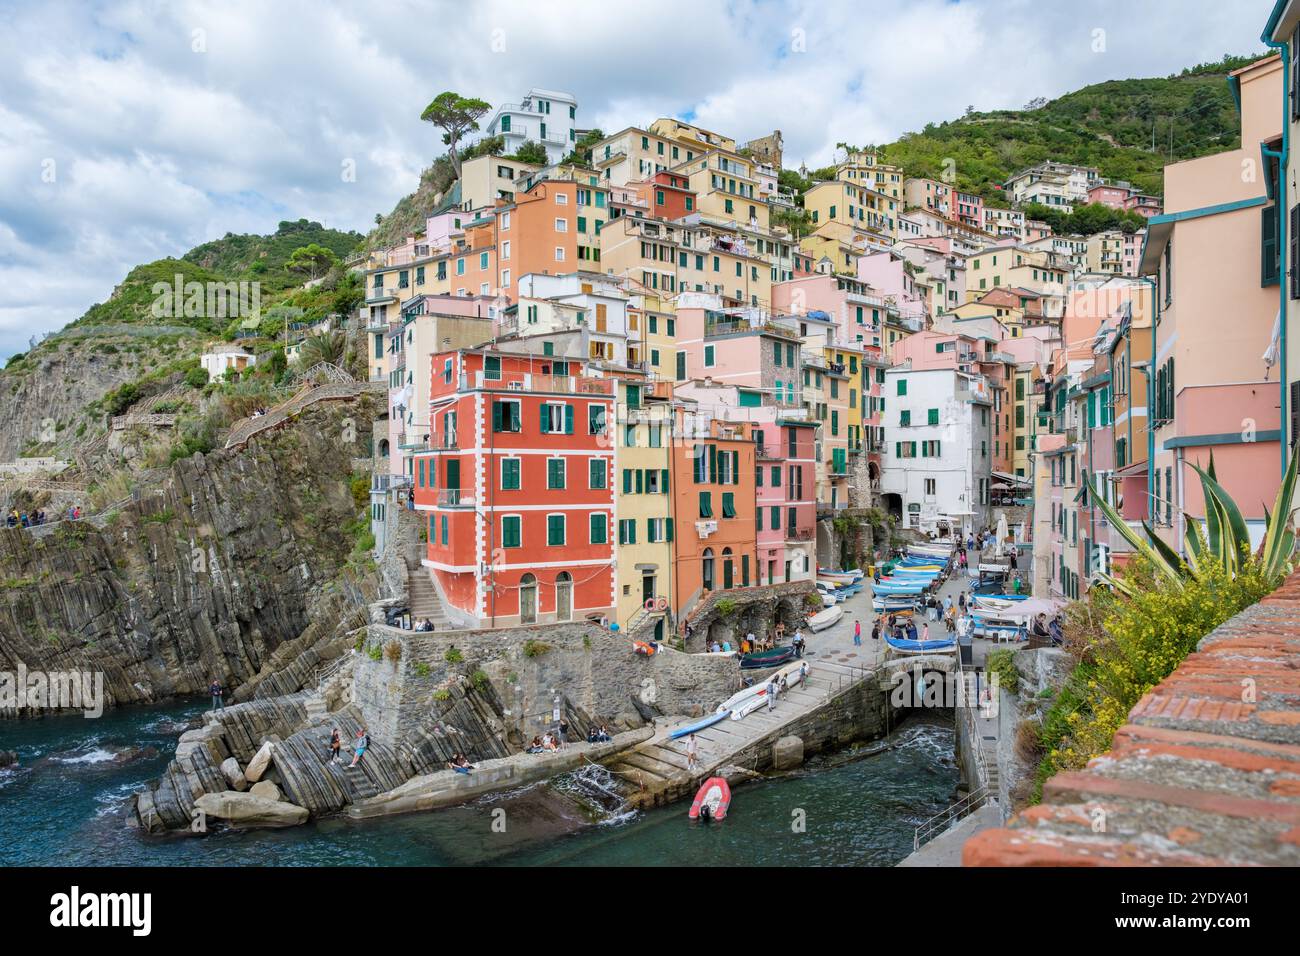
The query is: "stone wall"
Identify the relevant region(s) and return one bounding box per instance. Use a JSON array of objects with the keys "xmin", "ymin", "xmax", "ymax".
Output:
[
  {"xmin": 680, "ymin": 581, "xmax": 817, "ymax": 653},
  {"xmin": 353, "ymin": 617, "xmax": 741, "ymax": 745}
]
